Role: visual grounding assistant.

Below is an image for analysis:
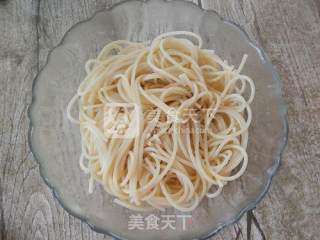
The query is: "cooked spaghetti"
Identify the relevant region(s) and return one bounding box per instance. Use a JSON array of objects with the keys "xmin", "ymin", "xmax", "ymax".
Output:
[{"xmin": 67, "ymin": 31, "xmax": 255, "ymax": 212}]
